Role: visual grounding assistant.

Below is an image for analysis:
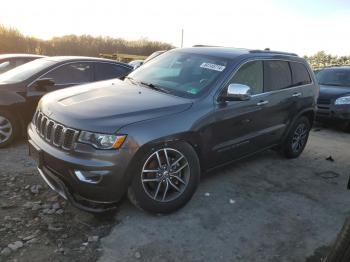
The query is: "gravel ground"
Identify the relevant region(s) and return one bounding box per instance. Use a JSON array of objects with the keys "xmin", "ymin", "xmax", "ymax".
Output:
[{"xmin": 0, "ymin": 125, "xmax": 349, "ymax": 262}]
